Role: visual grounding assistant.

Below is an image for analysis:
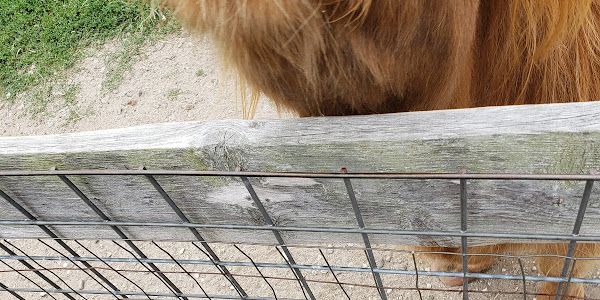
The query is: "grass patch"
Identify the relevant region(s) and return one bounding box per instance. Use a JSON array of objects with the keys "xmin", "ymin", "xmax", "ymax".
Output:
[
  {"xmin": 60, "ymin": 82, "xmax": 94, "ymax": 125},
  {"xmin": 195, "ymin": 69, "xmax": 206, "ymax": 77},
  {"xmin": 167, "ymin": 88, "xmax": 181, "ymax": 100},
  {"xmin": 23, "ymin": 81, "xmax": 86, "ymax": 122},
  {"xmin": 0, "ymin": 0, "xmax": 180, "ymax": 103},
  {"xmin": 102, "ymin": 11, "xmax": 181, "ymax": 93},
  {"xmin": 63, "ymin": 83, "xmax": 80, "ymax": 106},
  {"xmin": 27, "ymin": 84, "xmax": 55, "ymax": 117},
  {"xmin": 64, "ymin": 106, "xmax": 93, "ymax": 126}
]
